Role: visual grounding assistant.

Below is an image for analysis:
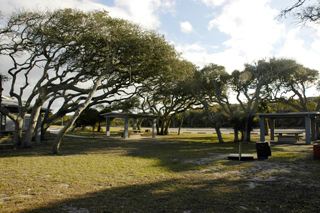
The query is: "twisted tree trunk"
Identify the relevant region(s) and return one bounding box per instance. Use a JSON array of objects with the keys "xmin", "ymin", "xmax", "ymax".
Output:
[{"xmin": 51, "ymin": 73, "xmax": 106, "ymax": 154}]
